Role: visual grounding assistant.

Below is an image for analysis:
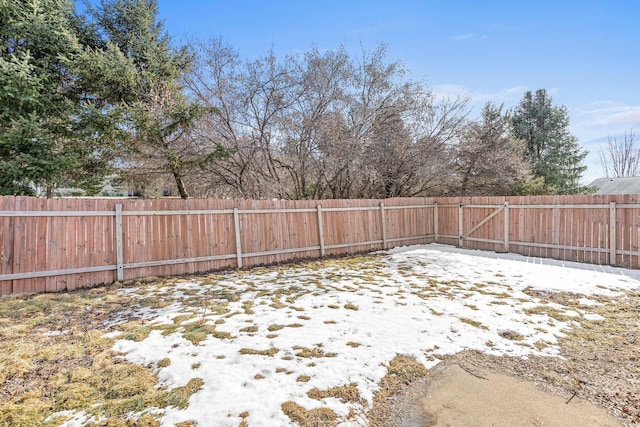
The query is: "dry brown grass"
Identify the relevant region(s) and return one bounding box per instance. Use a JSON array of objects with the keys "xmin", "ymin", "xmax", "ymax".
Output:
[
  {"xmin": 281, "ymin": 401, "xmax": 338, "ymax": 426},
  {"xmin": 458, "ymin": 317, "xmax": 488, "ymax": 330},
  {"xmin": 307, "ymin": 383, "xmax": 363, "ymax": 404},
  {"xmin": 157, "ymin": 358, "xmax": 171, "ymax": 368},
  {"xmin": 179, "ymin": 321, "xmax": 234, "ymax": 345},
  {"xmin": 293, "ymin": 346, "xmax": 337, "ymax": 358},
  {"xmin": 366, "ymin": 355, "xmax": 430, "ymax": 426},
  {"xmin": 239, "ymin": 347, "xmax": 279, "ymax": 357},
  {"xmin": 0, "ymin": 286, "xmax": 204, "ymax": 427}
]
